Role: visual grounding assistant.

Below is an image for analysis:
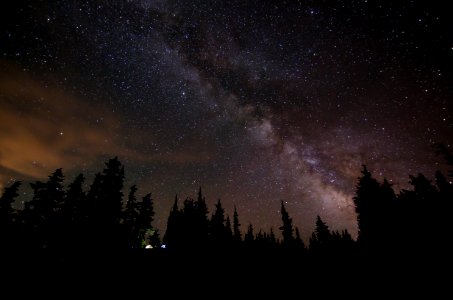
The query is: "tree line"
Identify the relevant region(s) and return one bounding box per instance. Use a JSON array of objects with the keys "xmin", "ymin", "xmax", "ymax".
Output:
[{"xmin": 1, "ymin": 146, "xmax": 452, "ymax": 260}]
